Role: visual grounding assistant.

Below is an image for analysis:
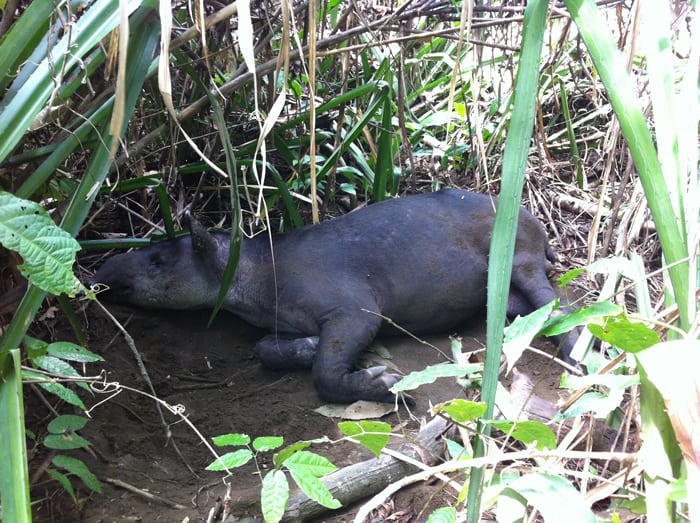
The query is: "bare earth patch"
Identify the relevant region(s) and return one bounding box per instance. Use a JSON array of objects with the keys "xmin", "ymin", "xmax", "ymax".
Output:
[{"xmin": 30, "ymin": 306, "xmax": 567, "ymax": 523}]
